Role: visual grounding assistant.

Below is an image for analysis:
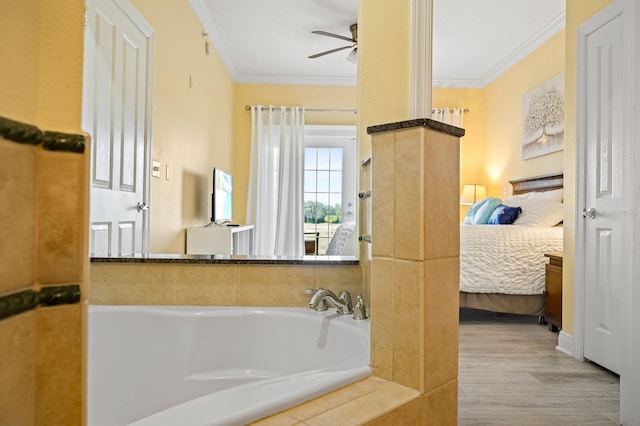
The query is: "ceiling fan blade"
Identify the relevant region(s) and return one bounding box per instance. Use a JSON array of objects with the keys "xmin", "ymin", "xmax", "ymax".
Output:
[
  {"xmin": 311, "ymin": 30, "xmax": 354, "ymax": 43},
  {"xmin": 308, "ymin": 44, "xmax": 355, "ymax": 59}
]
